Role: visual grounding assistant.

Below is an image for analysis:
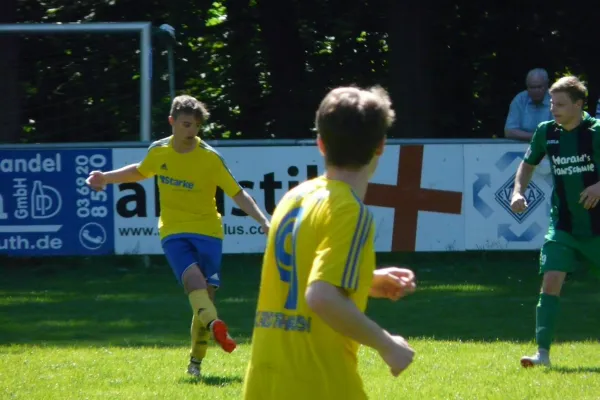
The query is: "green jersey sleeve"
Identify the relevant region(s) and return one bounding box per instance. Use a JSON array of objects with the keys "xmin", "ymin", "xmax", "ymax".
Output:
[{"xmin": 523, "ymin": 123, "xmax": 547, "ymax": 166}]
